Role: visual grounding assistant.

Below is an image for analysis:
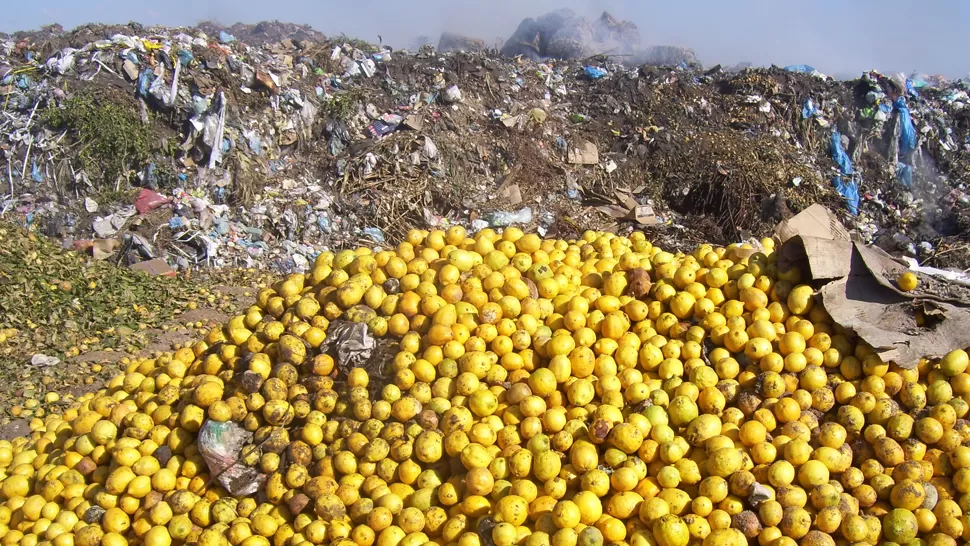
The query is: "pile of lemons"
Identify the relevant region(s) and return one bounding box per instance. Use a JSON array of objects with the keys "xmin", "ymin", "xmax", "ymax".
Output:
[{"xmin": 1, "ymin": 226, "xmax": 969, "ymax": 546}]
